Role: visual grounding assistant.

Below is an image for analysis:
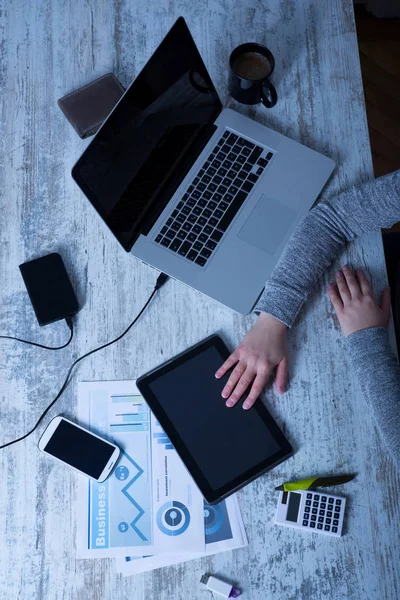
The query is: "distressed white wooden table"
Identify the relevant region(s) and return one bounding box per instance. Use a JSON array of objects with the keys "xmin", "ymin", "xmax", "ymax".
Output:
[{"xmin": 1, "ymin": 1, "xmax": 399, "ymax": 599}]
